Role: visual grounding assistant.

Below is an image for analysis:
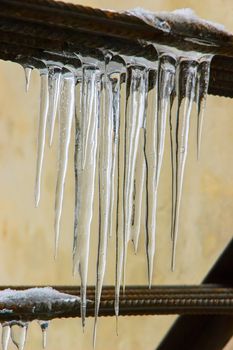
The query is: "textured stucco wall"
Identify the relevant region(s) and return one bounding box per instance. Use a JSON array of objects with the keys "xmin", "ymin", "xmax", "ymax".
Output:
[{"xmin": 0, "ymin": 0, "xmax": 232, "ymax": 349}]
